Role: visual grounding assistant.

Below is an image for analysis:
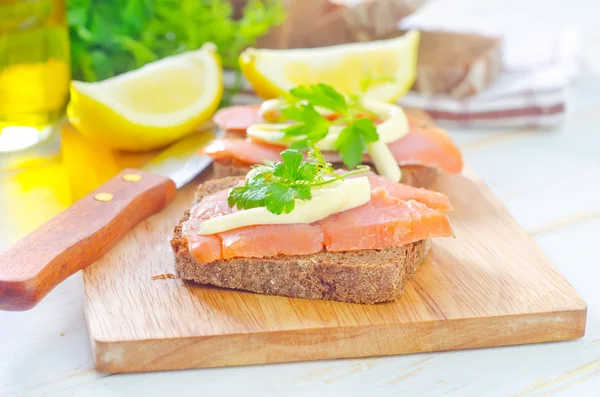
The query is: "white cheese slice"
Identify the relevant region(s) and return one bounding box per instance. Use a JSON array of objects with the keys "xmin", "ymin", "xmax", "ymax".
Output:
[{"xmin": 196, "ymin": 176, "xmax": 371, "ymax": 235}]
